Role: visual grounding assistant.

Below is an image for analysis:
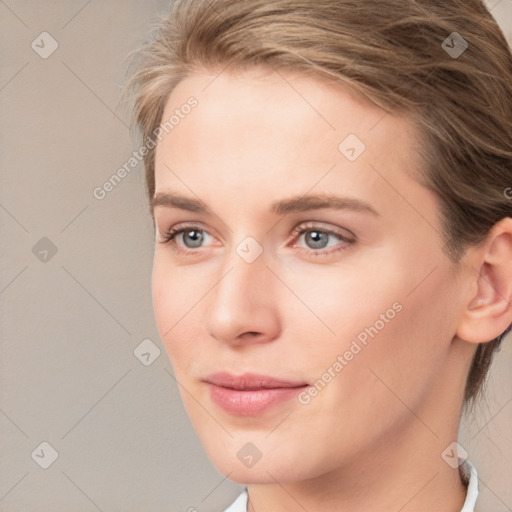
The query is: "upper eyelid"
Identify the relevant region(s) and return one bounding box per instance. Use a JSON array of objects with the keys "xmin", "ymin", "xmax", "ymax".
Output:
[
  {"xmin": 291, "ymin": 221, "xmax": 355, "ymax": 238},
  {"xmin": 160, "ymin": 221, "xmax": 349, "ymax": 236}
]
